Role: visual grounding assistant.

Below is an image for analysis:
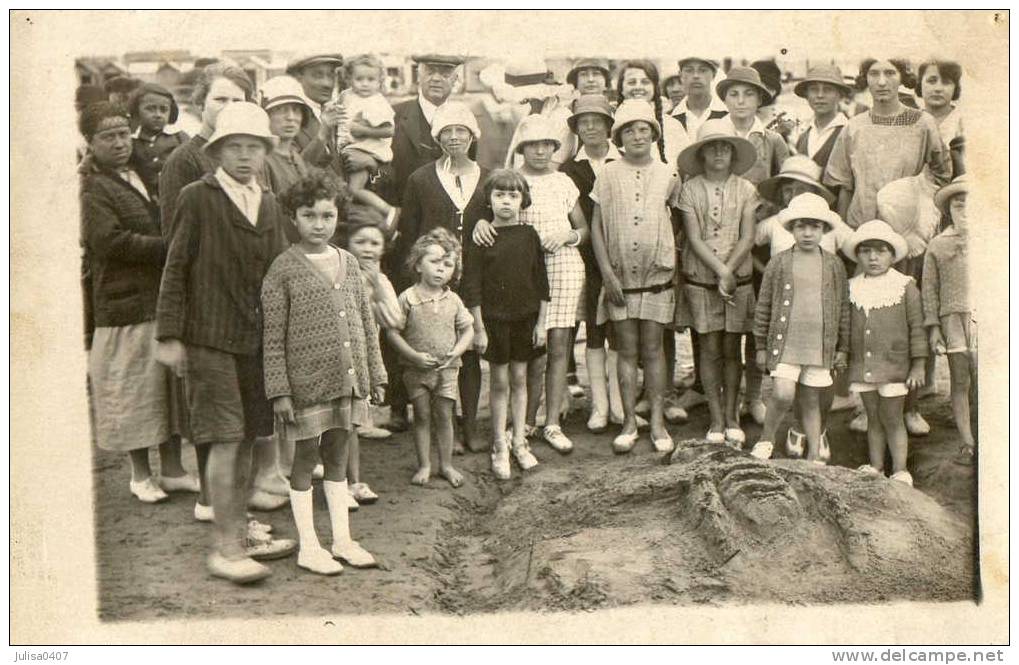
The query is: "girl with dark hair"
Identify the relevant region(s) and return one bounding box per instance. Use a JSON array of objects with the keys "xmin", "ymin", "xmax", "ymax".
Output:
[
  {"xmin": 615, "ymin": 60, "xmax": 690, "ymax": 170},
  {"xmin": 127, "ymin": 82, "xmax": 187, "ymax": 195},
  {"xmin": 916, "ymin": 60, "xmax": 963, "ymax": 147}
]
